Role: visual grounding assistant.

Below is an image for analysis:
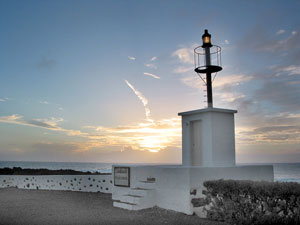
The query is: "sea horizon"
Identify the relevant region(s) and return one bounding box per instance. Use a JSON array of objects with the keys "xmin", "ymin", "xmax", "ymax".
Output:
[{"xmin": 1, "ymin": 160, "xmax": 300, "ymax": 183}]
